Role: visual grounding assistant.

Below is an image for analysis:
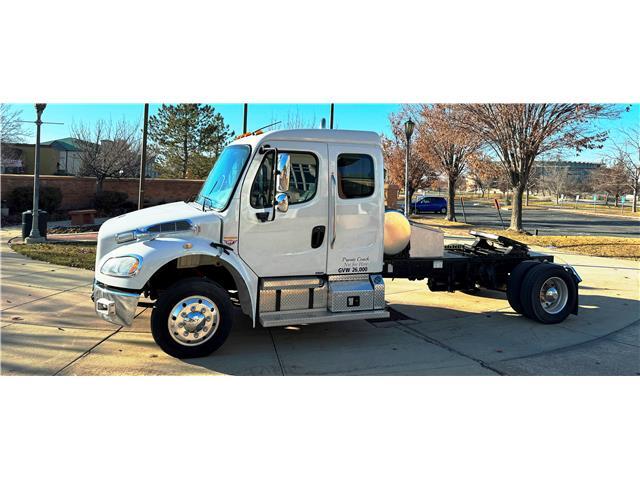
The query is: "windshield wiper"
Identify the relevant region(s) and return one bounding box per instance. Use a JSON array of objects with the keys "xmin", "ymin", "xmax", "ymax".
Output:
[{"xmin": 199, "ymin": 179, "xmax": 222, "ymax": 211}]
